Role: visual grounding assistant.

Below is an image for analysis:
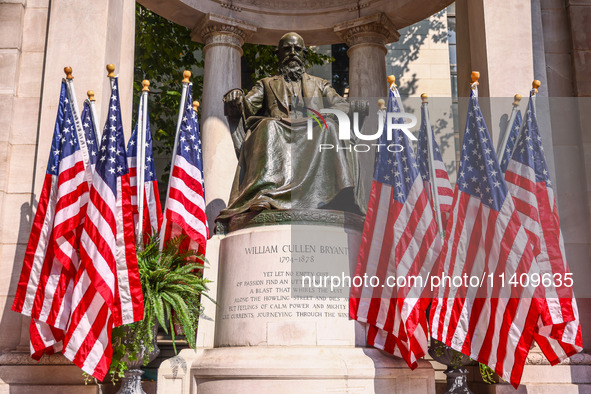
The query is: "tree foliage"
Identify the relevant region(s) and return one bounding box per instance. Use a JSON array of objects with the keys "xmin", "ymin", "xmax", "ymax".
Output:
[
  {"xmin": 134, "ymin": 4, "xmax": 334, "ymax": 168},
  {"xmin": 242, "ymin": 43, "xmax": 333, "ymax": 83},
  {"xmin": 133, "ymin": 4, "xmax": 204, "ymax": 159}
]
